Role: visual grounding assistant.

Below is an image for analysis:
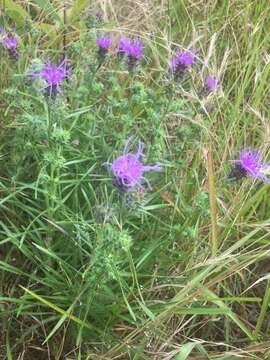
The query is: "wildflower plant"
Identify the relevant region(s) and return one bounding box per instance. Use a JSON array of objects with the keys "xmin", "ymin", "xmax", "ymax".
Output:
[{"xmin": 2, "ymin": 4, "xmax": 270, "ymax": 359}]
